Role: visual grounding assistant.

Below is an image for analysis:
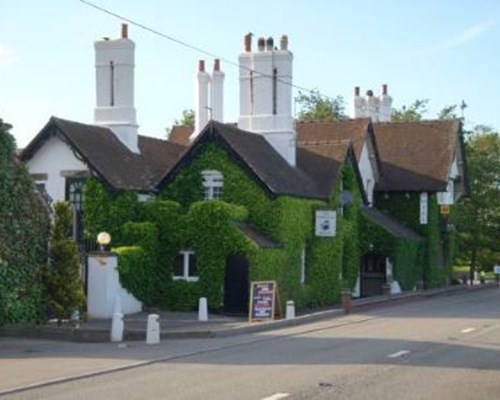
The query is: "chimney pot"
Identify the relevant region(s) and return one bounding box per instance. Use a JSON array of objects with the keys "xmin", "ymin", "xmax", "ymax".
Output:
[
  {"xmin": 244, "ymin": 34, "xmax": 252, "ymax": 52},
  {"xmin": 198, "ymin": 60, "xmax": 205, "ymax": 72},
  {"xmin": 280, "ymin": 35, "xmax": 288, "ymax": 50},
  {"xmin": 257, "ymin": 37, "xmax": 265, "ymax": 51},
  {"xmin": 366, "ymin": 90, "xmax": 374, "ymax": 97},
  {"xmin": 266, "ymin": 37, "xmax": 274, "ymax": 51},
  {"xmin": 121, "ymin": 23, "xmax": 128, "ymax": 39},
  {"xmin": 214, "ymin": 59, "xmax": 220, "ymax": 71},
  {"xmin": 355, "ymin": 86, "xmax": 360, "ymax": 96},
  {"xmin": 382, "ymin": 84, "xmax": 388, "ymax": 95}
]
